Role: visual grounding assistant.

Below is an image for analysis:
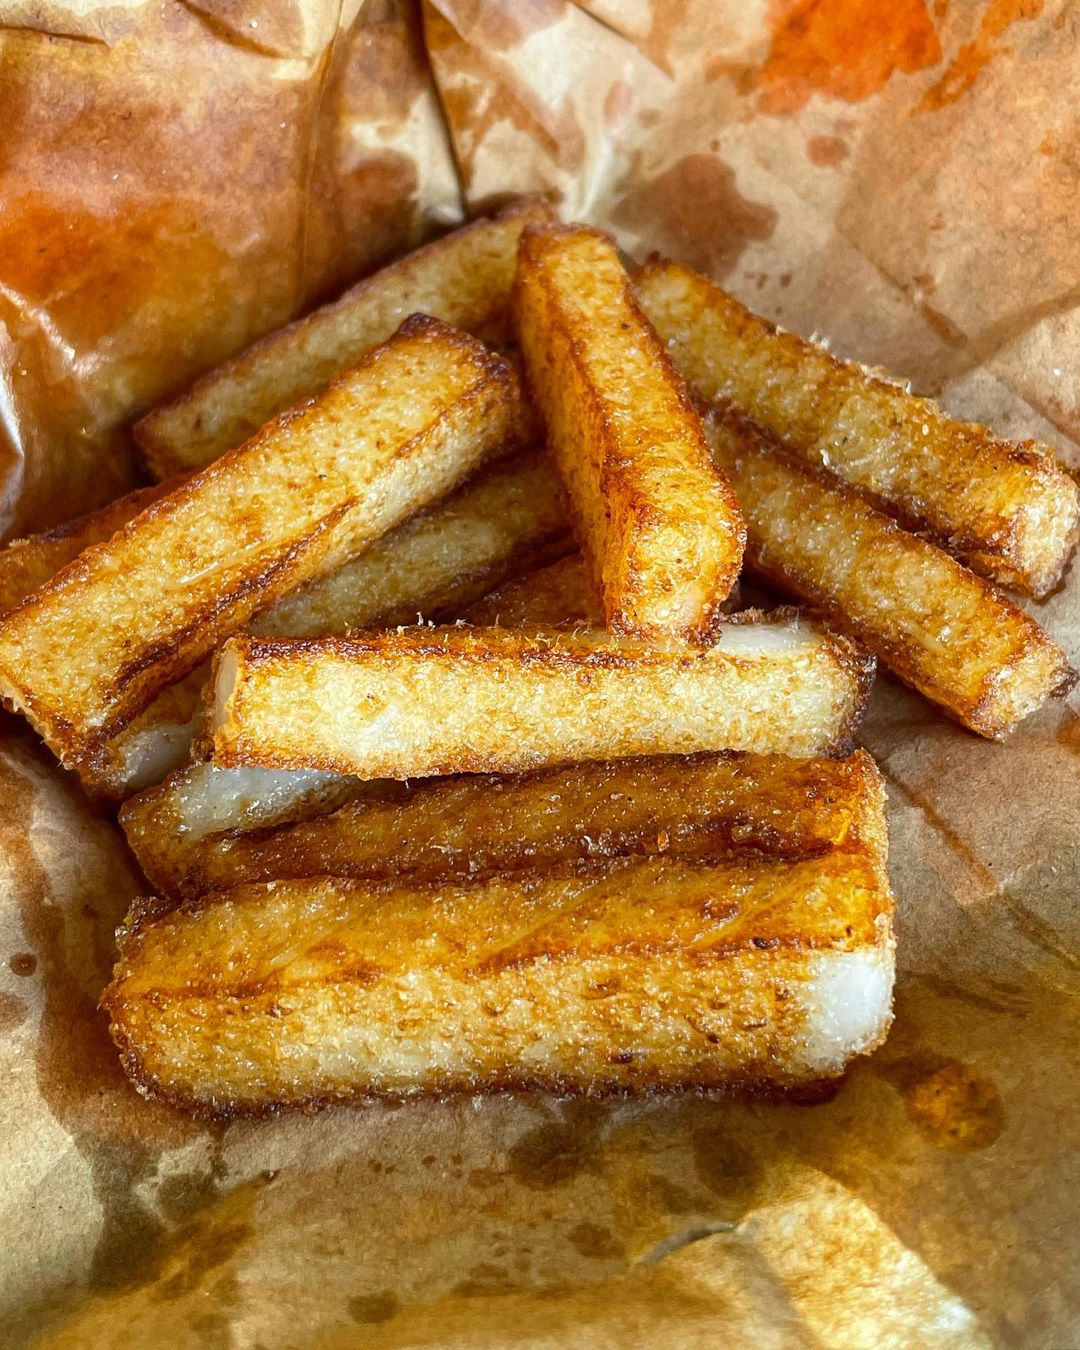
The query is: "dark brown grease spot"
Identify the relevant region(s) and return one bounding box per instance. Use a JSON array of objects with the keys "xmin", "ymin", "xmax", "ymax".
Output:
[
  {"xmin": 648, "ymin": 1172, "xmax": 704, "ymax": 1215},
  {"xmin": 568, "ymin": 1221, "xmax": 624, "ymax": 1259},
  {"xmin": 915, "ymin": 0, "xmax": 1042, "ymax": 113},
  {"xmin": 612, "ymin": 154, "xmax": 776, "ymax": 281},
  {"xmin": 452, "ymin": 1264, "xmax": 514, "ymax": 1298},
  {"xmin": 808, "ymin": 133, "xmax": 849, "ymax": 166},
  {"xmin": 10, "ymin": 951, "xmax": 37, "ymax": 976},
  {"xmin": 691, "ymin": 1128, "xmax": 765, "ymax": 1221},
  {"xmin": 152, "ymin": 1222, "xmax": 251, "ymax": 1302},
  {"xmin": 882, "ymin": 1055, "xmax": 1005, "ymax": 1151},
  {"xmin": 709, "ymin": 0, "xmax": 941, "ymax": 116},
  {"xmin": 348, "ymin": 1290, "xmax": 402, "ymax": 1325},
  {"xmin": 1055, "ymin": 708, "xmax": 1080, "ymax": 754},
  {"xmin": 507, "ymin": 1102, "xmax": 610, "ymax": 1189},
  {"xmin": 0, "ymin": 991, "xmax": 28, "ymax": 1032}
]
